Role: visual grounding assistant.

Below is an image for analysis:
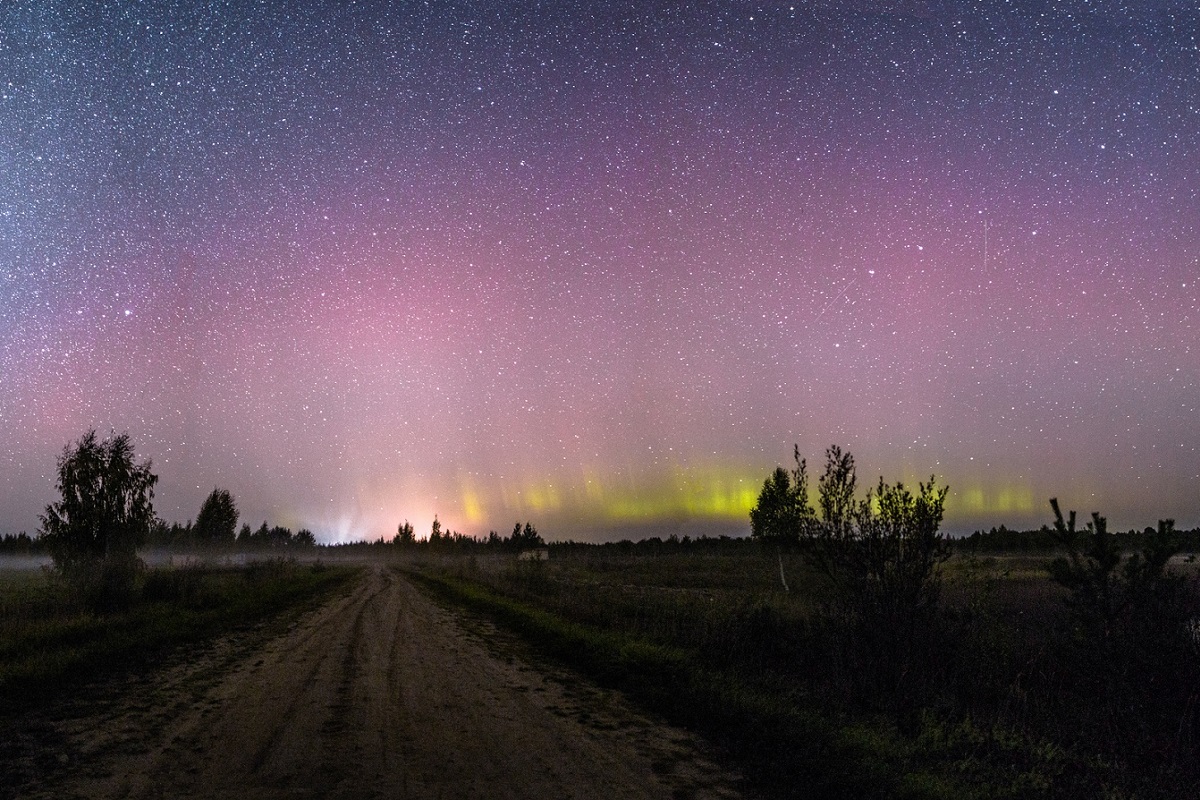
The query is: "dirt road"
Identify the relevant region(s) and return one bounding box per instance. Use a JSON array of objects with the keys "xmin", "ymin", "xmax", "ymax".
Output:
[{"xmin": 8, "ymin": 566, "xmax": 741, "ymax": 799}]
